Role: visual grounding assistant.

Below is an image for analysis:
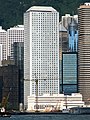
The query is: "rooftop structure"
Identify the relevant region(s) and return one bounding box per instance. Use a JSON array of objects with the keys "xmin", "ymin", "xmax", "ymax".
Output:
[{"xmin": 26, "ymin": 6, "xmax": 57, "ymax": 12}]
